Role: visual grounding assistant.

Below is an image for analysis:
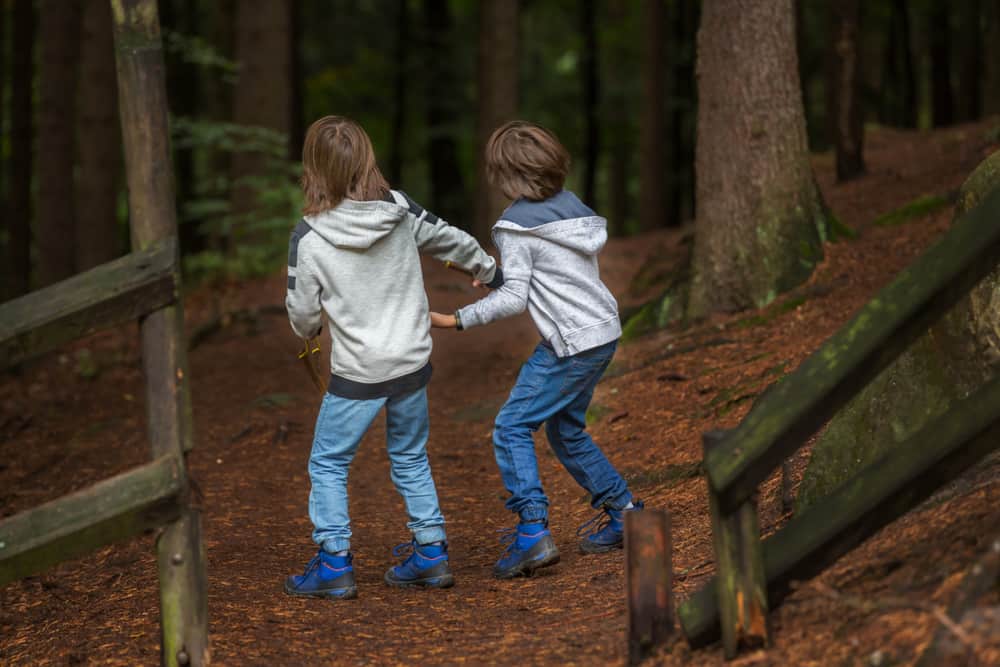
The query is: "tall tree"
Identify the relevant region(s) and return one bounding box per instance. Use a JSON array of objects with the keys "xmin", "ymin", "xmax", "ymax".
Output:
[
  {"xmin": 955, "ymin": 0, "xmax": 983, "ymax": 123},
  {"xmin": 75, "ymin": 0, "xmax": 121, "ymax": 270},
  {"xmin": 387, "ymin": 0, "xmax": 408, "ymax": 185},
  {"xmin": 230, "ymin": 0, "xmax": 292, "ymax": 233},
  {"xmin": 424, "ymin": 0, "xmax": 468, "ymax": 225},
  {"xmin": 638, "ymin": 0, "xmax": 667, "ymax": 231},
  {"xmin": 929, "ymin": 0, "xmax": 955, "ymax": 127},
  {"xmin": 671, "ymin": 0, "xmax": 699, "ymax": 224},
  {"xmin": 688, "ymin": 0, "xmax": 827, "ymax": 318},
  {"xmin": 880, "ymin": 0, "xmax": 916, "ymax": 128},
  {"xmin": 289, "ymin": 0, "xmax": 303, "ymax": 161},
  {"xmin": 5, "ymin": 0, "xmax": 33, "ymax": 297},
  {"xmin": 475, "ymin": 0, "xmax": 519, "ymax": 242},
  {"xmin": 604, "ymin": 0, "xmax": 633, "ymax": 234},
  {"xmin": 987, "ymin": 0, "xmax": 1000, "ymax": 115},
  {"xmin": 37, "ymin": 0, "xmax": 81, "ymax": 286},
  {"xmin": 827, "ymin": 0, "xmax": 865, "ymax": 181},
  {"xmin": 579, "ymin": 0, "xmax": 599, "ymax": 209}
]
